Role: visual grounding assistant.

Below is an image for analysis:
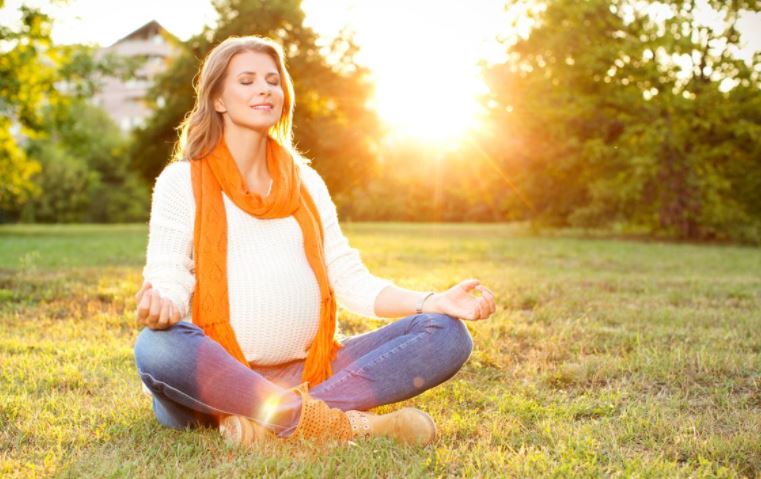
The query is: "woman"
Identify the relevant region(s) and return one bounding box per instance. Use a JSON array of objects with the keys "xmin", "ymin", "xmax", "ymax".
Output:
[{"xmin": 133, "ymin": 35, "xmax": 497, "ymax": 447}]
